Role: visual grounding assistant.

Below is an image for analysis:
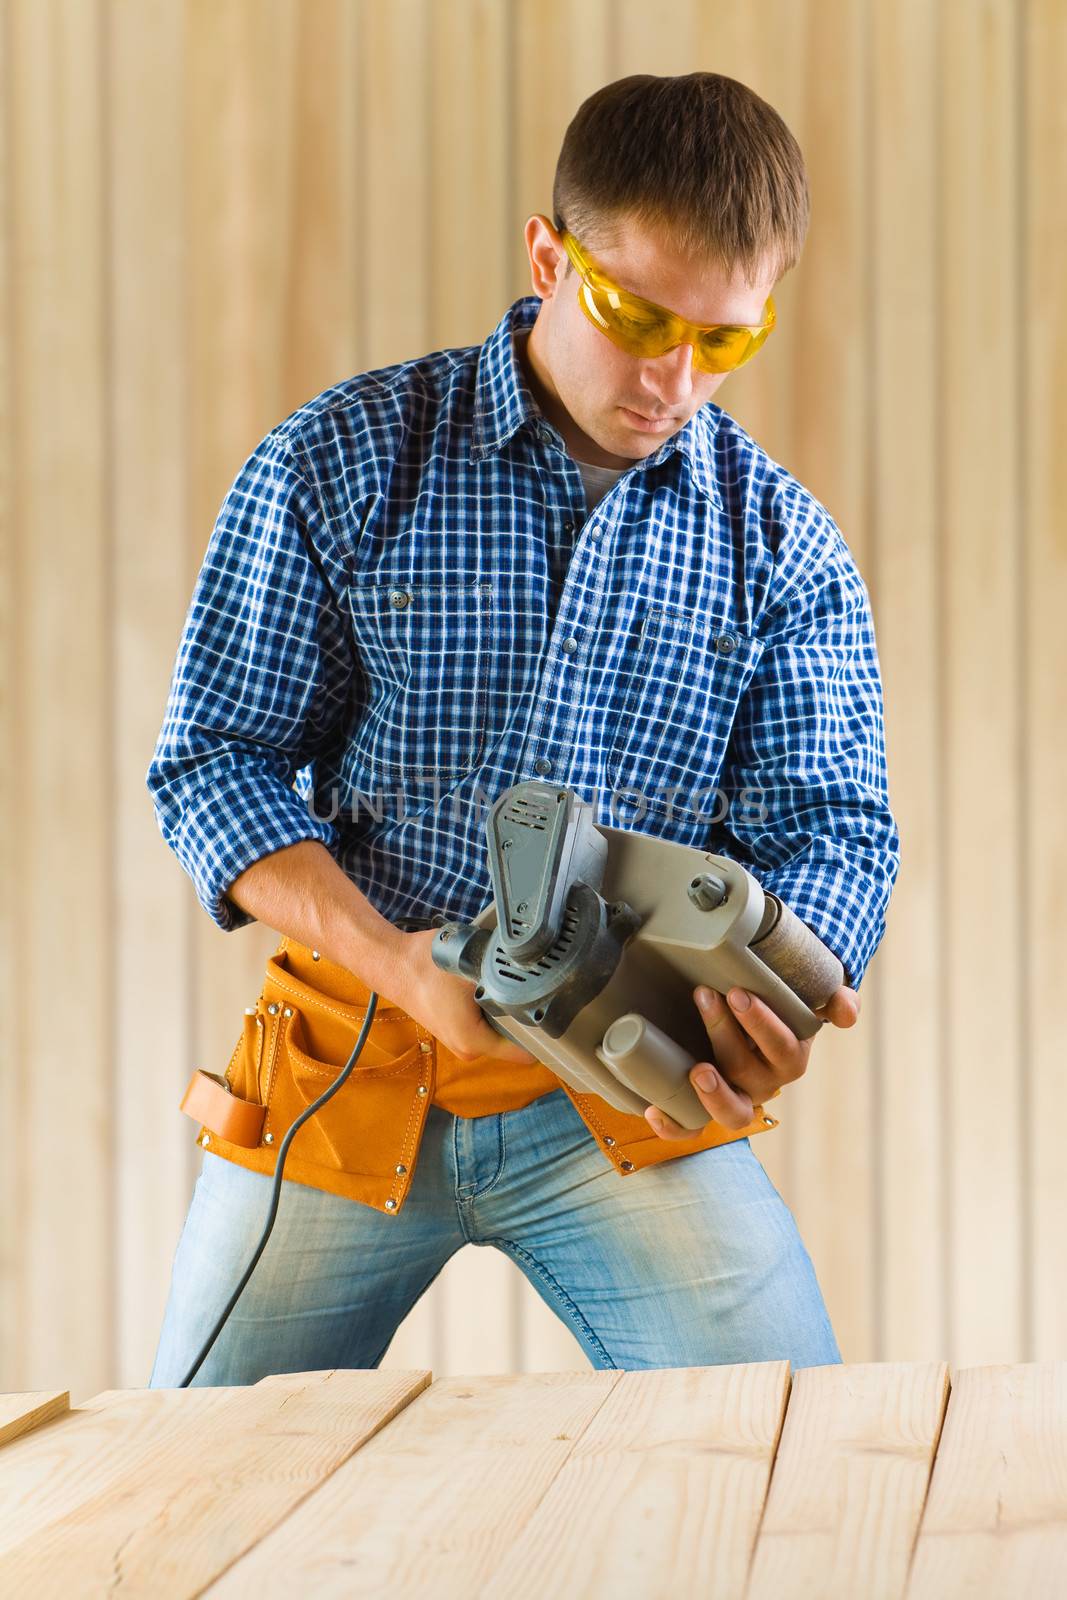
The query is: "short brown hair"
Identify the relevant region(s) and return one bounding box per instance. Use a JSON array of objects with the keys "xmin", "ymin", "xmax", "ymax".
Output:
[{"xmin": 552, "ymin": 73, "xmax": 809, "ymax": 287}]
